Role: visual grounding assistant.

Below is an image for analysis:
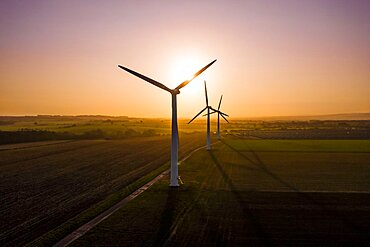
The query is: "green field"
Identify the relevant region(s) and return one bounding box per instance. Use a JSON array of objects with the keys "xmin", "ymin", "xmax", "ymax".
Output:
[
  {"xmin": 1, "ymin": 116, "xmax": 369, "ymax": 142},
  {"xmin": 0, "ymin": 116, "xmax": 208, "ymax": 135},
  {"xmin": 71, "ymin": 138, "xmax": 370, "ymax": 246},
  {"xmin": 224, "ymin": 139, "xmax": 370, "ymax": 153},
  {"xmin": 0, "ymin": 133, "xmax": 206, "ymax": 246}
]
